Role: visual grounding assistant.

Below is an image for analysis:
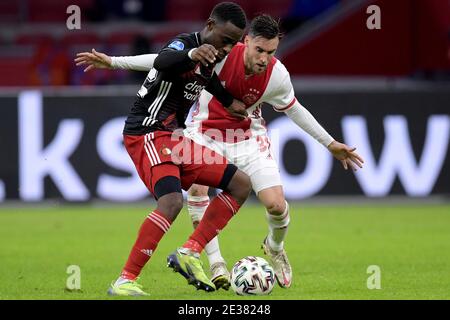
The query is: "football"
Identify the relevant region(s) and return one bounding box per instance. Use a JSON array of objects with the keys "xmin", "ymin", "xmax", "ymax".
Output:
[{"xmin": 230, "ymin": 256, "xmax": 275, "ymax": 295}]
